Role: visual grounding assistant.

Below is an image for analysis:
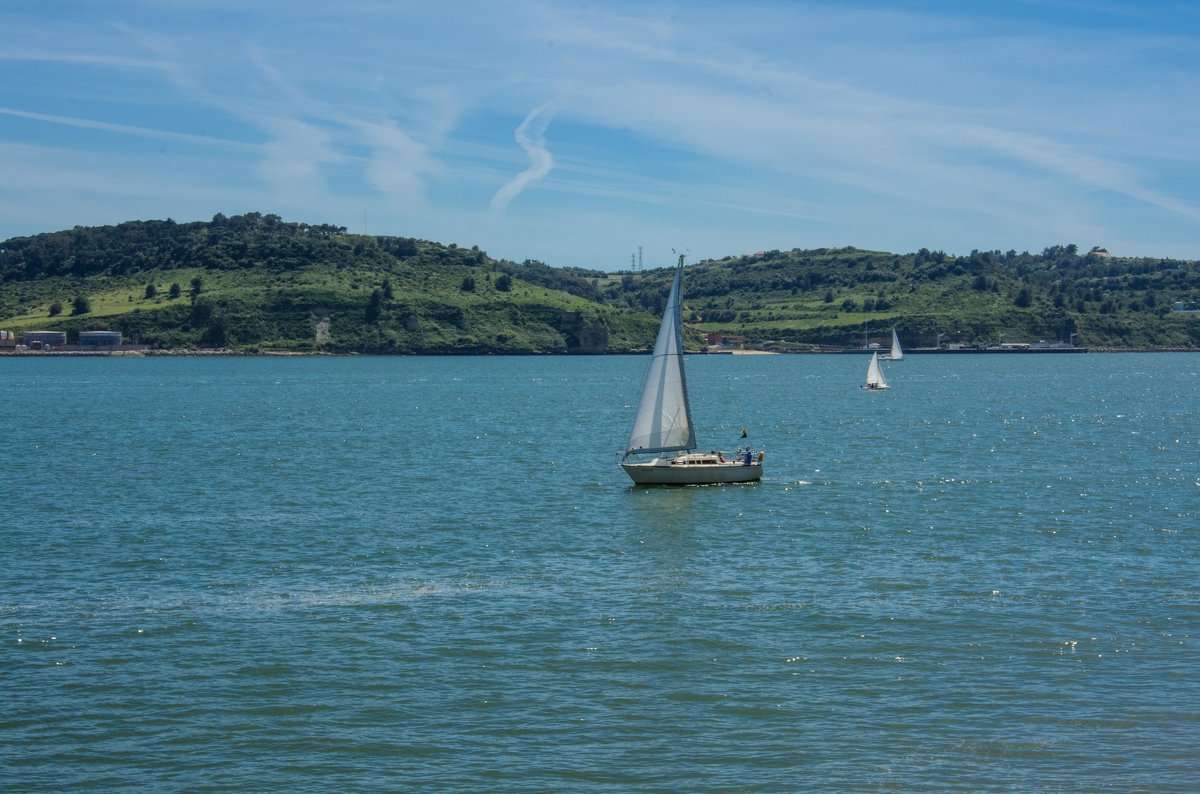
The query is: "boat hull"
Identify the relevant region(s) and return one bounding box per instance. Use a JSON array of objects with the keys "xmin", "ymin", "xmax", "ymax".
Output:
[{"xmin": 621, "ymin": 458, "xmax": 763, "ymax": 485}]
